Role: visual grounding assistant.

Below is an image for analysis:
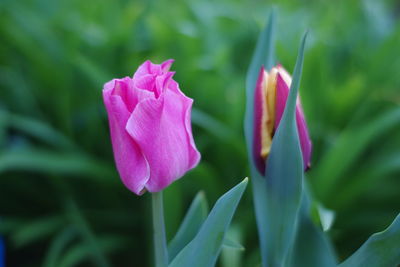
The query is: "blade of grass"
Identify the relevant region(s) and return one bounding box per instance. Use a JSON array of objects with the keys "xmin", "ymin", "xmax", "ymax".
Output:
[
  {"xmin": 66, "ymin": 198, "xmax": 111, "ymax": 267},
  {"xmin": 43, "ymin": 226, "xmax": 78, "ymax": 267}
]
